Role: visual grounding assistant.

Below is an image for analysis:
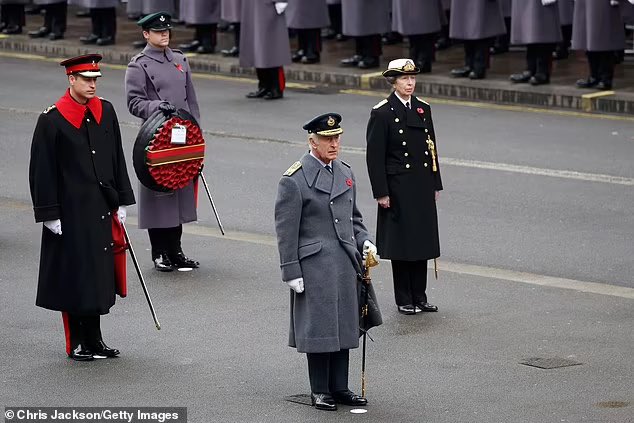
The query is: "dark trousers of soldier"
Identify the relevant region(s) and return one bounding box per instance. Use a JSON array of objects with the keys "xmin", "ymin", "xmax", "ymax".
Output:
[
  {"xmin": 436, "ymin": 9, "xmax": 451, "ymax": 50},
  {"xmin": 294, "ymin": 28, "xmax": 322, "ymax": 61},
  {"xmin": 0, "ymin": 4, "xmax": 25, "ymax": 32},
  {"xmin": 148, "ymin": 225, "xmax": 183, "ymax": 259},
  {"xmin": 194, "ymin": 24, "xmax": 218, "ymax": 53},
  {"xmin": 90, "ymin": 7, "xmax": 116, "ymax": 40},
  {"xmin": 43, "ymin": 3, "xmax": 67, "ymax": 36},
  {"xmin": 526, "ymin": 43, "xmax": 556, "ymax": 79},
  {"xmin": 555, "ymin": 24, "xmax": 572, "ymax": 59},
  {"xmin": 586, "ymin": 51, "xmax": 616, "ymax": 86},
  {"xmin": 492, "ymin": 17, "xmax": 511, "ymax": 54},
  {"xmin": 463, "ymin": 37, "xmax": 493, "ymax": 77},
  {"xmin": 255, "ymin": 67, "xmax": 285, "ymax": 93},
  {"xmin": 391, "ymin": 260, "xmax": 428, "ymax": 307},
  {"xmin": 307, "ymin": 350, "xmax": 350, "ymax": 394},
  {"xmin": 354, "ymin": 35, "xmax": 382, "ymax": 60},
  {"xmin": 327, "ymin": 3, "xmax": 343, "ymax": 37},
  {"xmin": 409, "ymin": 33, "xmax": 437, "ymax": 73},
  {"xmin": 62, "ymin": 313, "xmax": 104, "ymax": 356}
]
